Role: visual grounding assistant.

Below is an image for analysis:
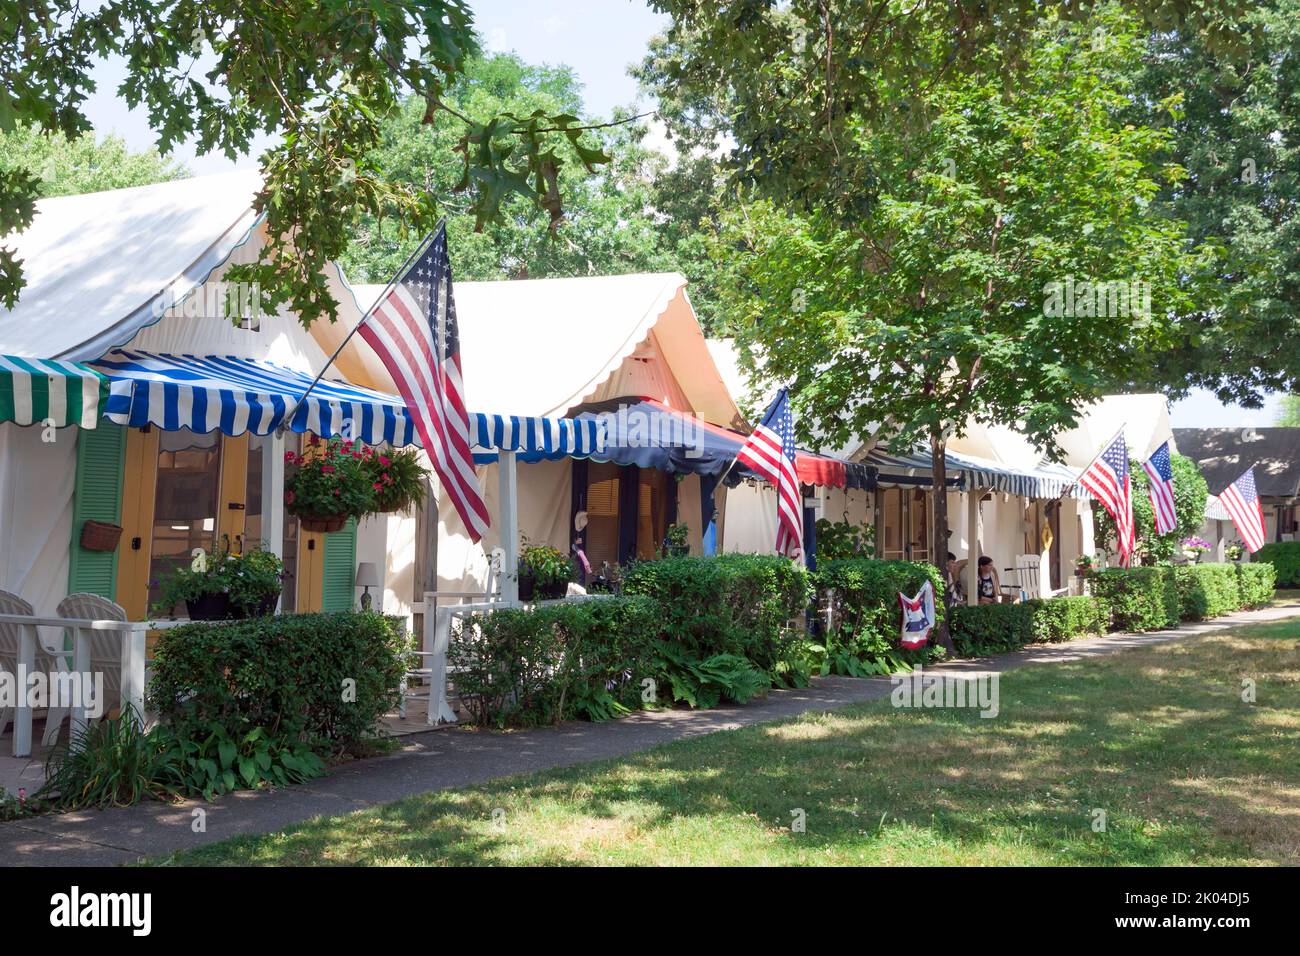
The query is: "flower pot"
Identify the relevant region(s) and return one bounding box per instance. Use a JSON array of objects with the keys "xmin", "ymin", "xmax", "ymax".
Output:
[
  {"xmin": 666, "ymin": 543, "xmax": 690, "ymax": 557},
  {"xmin": 80, "ymin": 519, "xmax": 123, "ymax": 553},
  {"xmin": 296, "ymin": 513, "xmax": 348, "ymax": 533},
  {"xmin": 517, "ymin": 574, "xmax": 536, "ymax": 602},
  {"xmin": 234, "ymin": 591, "xmax": 281, "ymax": 618},
  {"xmin": 537, "ymin": 579, "xmax": 569, "ymax": 600},
  {"xmin": 185, "ymin": 591, "xmax": 234, "ymax": 621}
]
